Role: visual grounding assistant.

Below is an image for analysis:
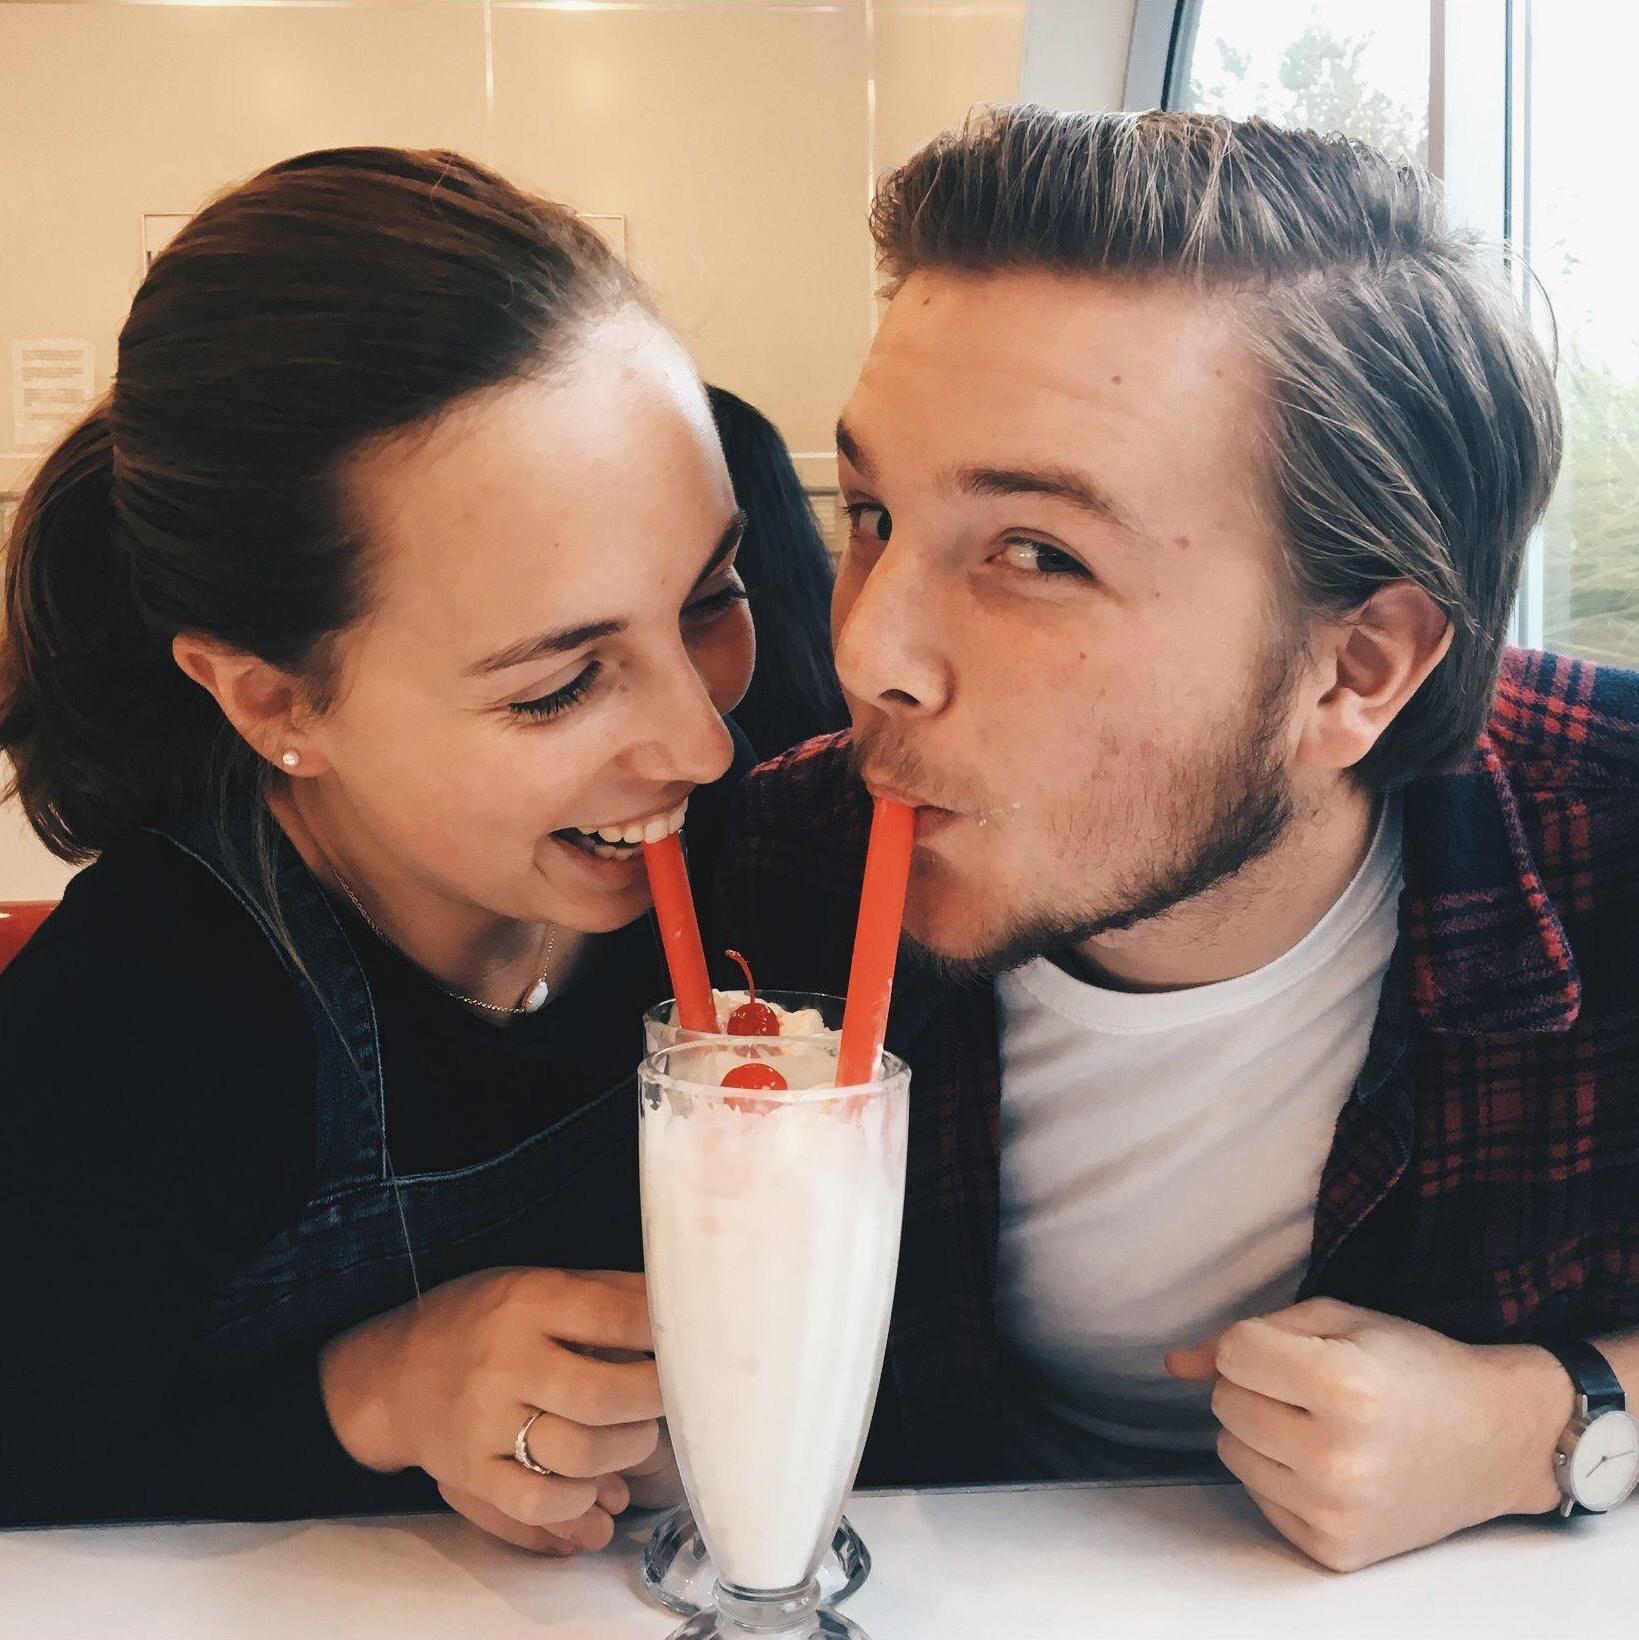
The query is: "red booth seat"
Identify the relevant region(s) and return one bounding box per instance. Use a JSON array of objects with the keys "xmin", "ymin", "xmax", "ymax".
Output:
[{"xmin": 0, "ymin": 902, "xmax": 57, "ymax": 975}]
